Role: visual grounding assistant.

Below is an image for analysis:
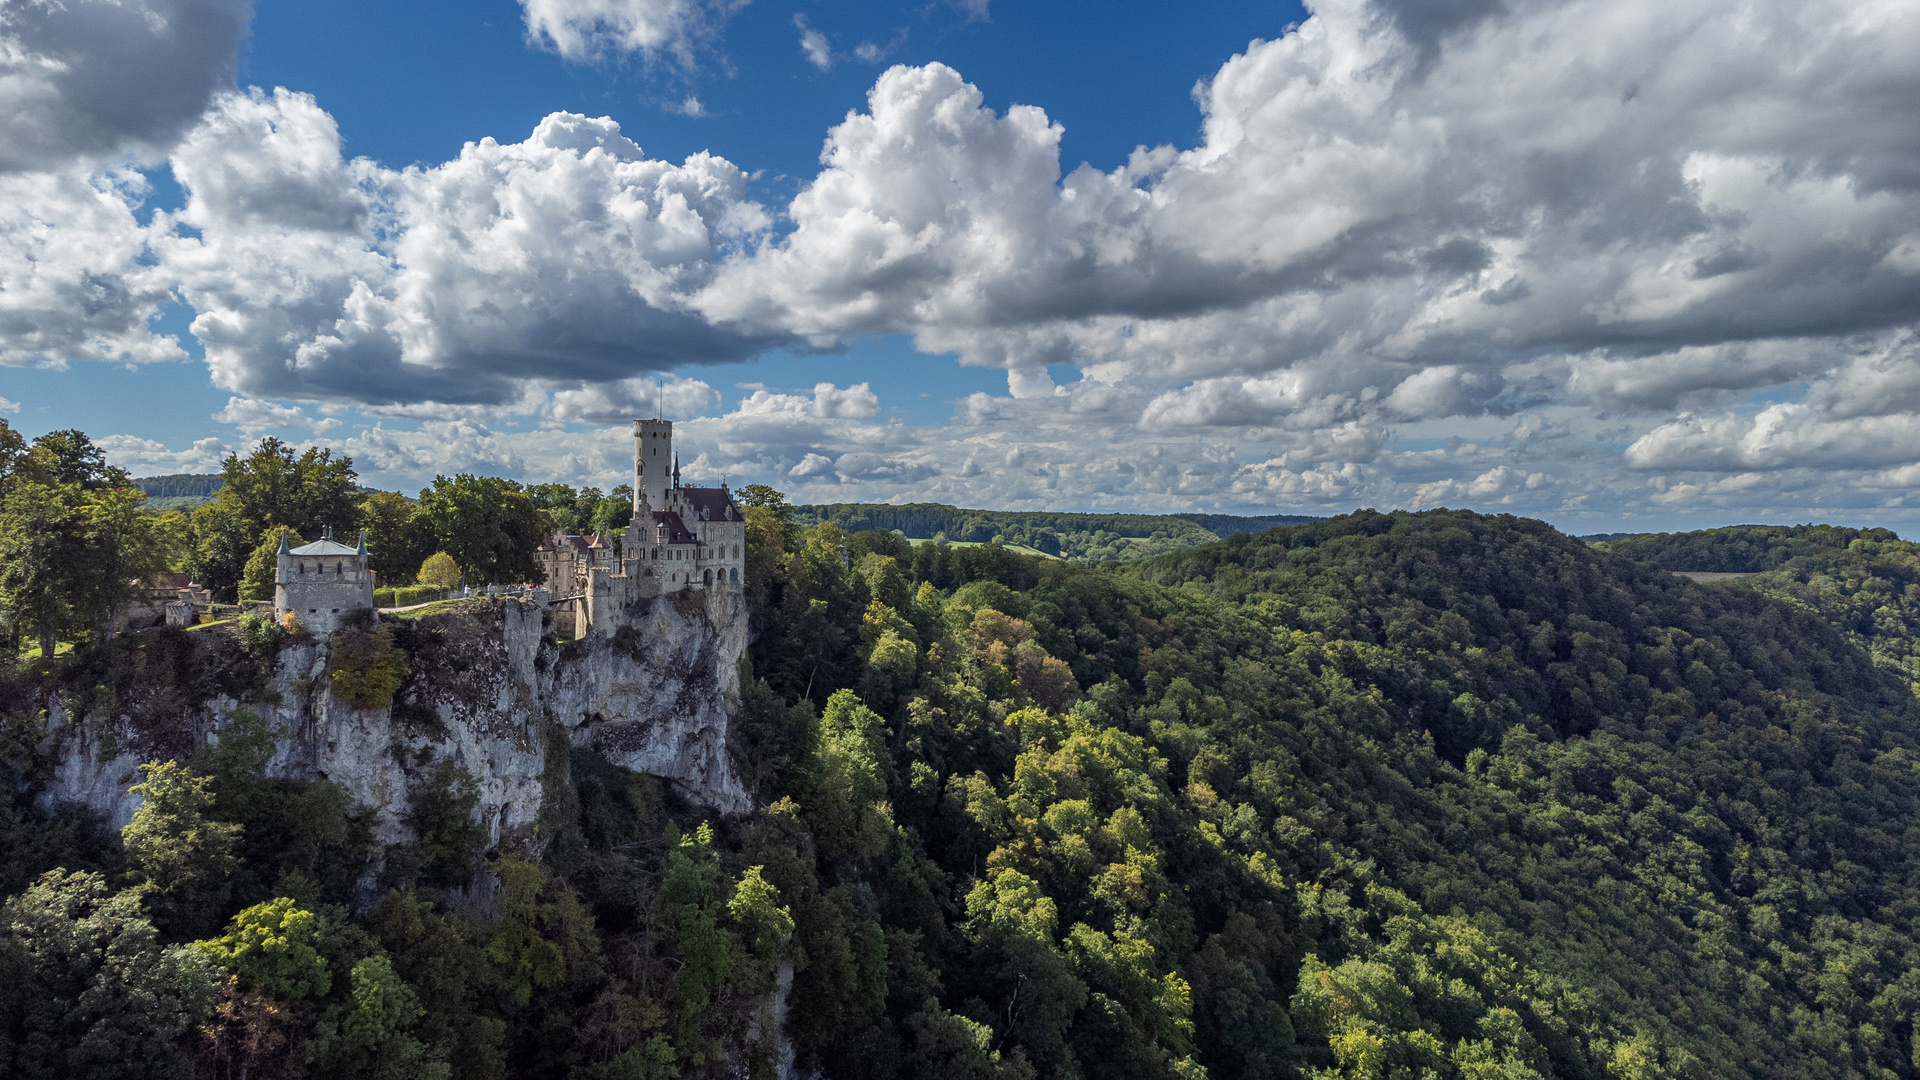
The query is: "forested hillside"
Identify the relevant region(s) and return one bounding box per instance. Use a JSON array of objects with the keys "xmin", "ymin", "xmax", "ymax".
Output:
[
  {"xmin": 7, "ymin": 492, "xmax": 1920, "ymax": 1078},
  {"xmin": 131, "ymin": 474, "xmax": 226, "ymax": 512},
  {"xmin": 1599, "ymin": 523, "xmax": 1920, "ymax": 697},
  {"xmin": 792, "ymin": 501, "xmax": 1321, "ymax": 561}
]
